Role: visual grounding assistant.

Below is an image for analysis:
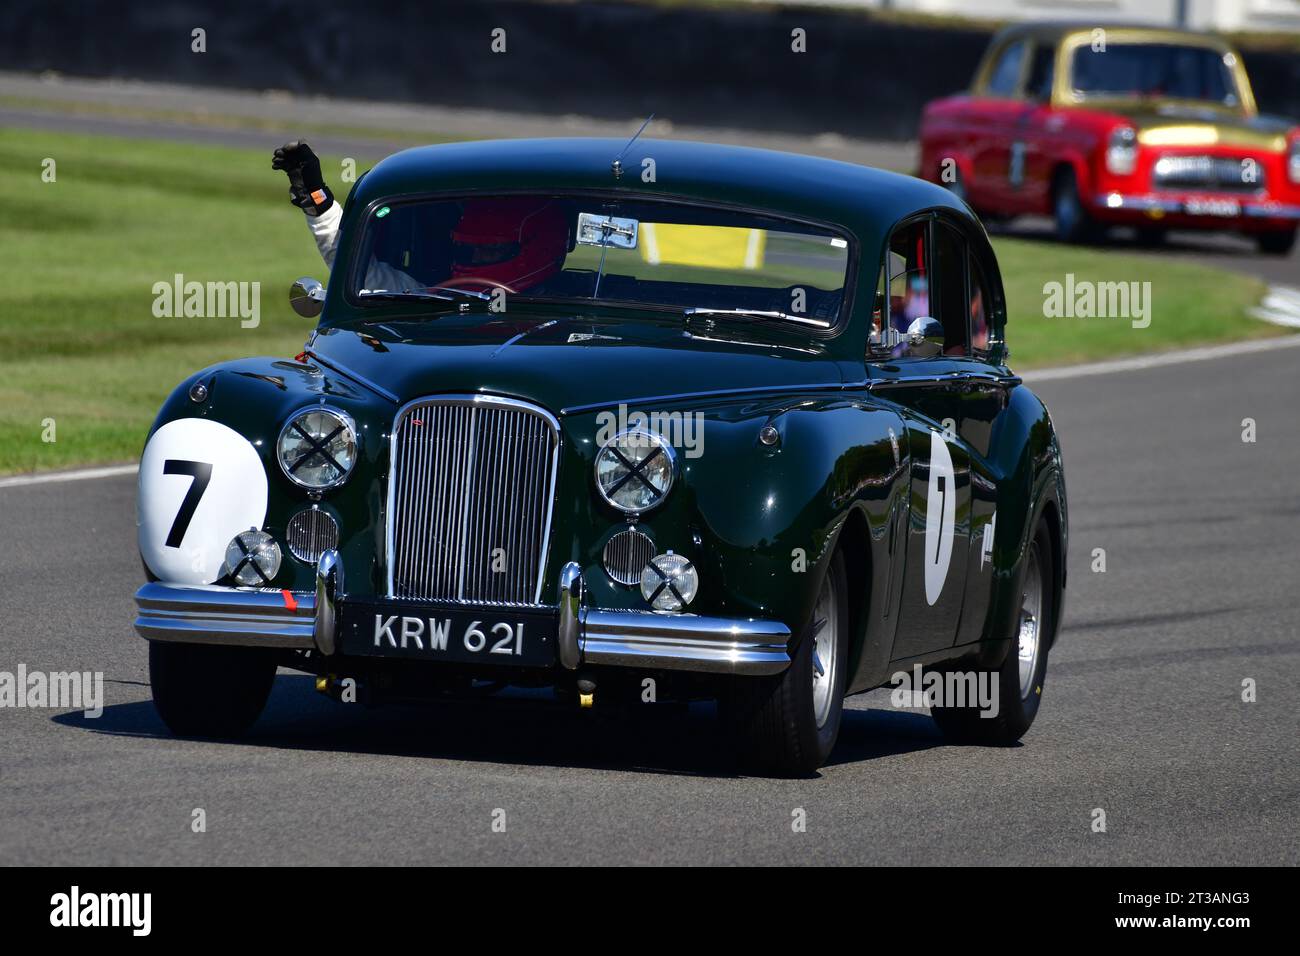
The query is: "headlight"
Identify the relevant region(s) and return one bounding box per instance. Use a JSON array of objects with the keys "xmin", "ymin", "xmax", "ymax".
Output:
[
  {"xmin": 1106, "ymin": 126, "xmax": 1138, "ymax": 176},
  {"xmin": 277, "ymin": 407, "xmax": 357, "ymax": 491},
  {"xmin": 640, "ymin": 552, "xmax": 699, "ymax": 612},
  {"xmin": 223, "ymin": 529, "xmax": 282, "ymax": 586},
  {"xmin": 594, "ymin": 429, "xmax": 675, "ymax": 514},
  {"xmin": 1288, "ymin": 139, "xmax": 1300, "ymax": 185}
]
